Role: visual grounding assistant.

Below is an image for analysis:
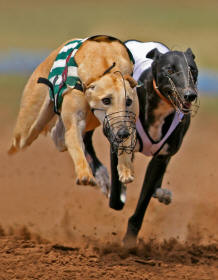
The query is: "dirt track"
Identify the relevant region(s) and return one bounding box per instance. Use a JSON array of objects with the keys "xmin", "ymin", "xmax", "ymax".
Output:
[{"xmin": 0, "ymin": 111, "xmax": 218, "ymax": 279}]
